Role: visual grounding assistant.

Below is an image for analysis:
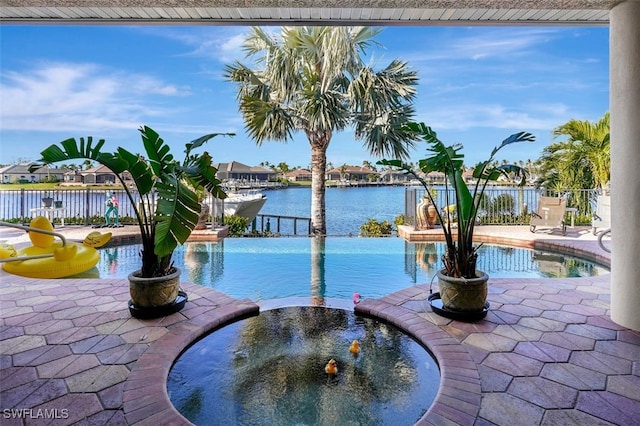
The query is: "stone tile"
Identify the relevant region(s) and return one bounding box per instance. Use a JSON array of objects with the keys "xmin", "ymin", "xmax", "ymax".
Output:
[
  {"xmin": 65, "ymin": 365, "xmax": 130, "ymax": 393},
  {"xmin": 541, "ymin": 309, "xmax": 587, "ymax": 324},
  {"xmin": 492, "ymin": 324, "xmax": 544, "ymax": 341},
  {"xmin": 0, "ymin": 325, "xmax": 24, "ymax": 340},
  {"xmin": 32, "ymin": 299, "xmax": 76, "ymax": 313},
  {"xmin": 477, "ymin": 364, "xmax": 512, "ymax": 392},
  {"xmin": 23, "ymin": 319, "xmax": 74, "ymax": 336},
  {"xmin": 74, "ymin": 410, "xmax": 122, "ymax": 426},
  {"xmin": 0, "ymin": 354, "xmax": 11, "ymax": 369},
  {"xmin": 482, "ymin": 353, "xmax": 543, "ymax": 377},
  {"xmin": 561, "ymin": 303, "xmax": 607, "ymax": 316},
  {"xmin": 595, "ymin": 340, "xmax": 640, "ymax": 361},
  {"xmin": 564, "ymin": 323, "xmax": 618, "ymax": 340},
  {"xmin": 96, "ymin": 343, "xmax": 148, "ymax": 365},
  {"xmin": 97, "ymin": 382, "xmax": 125, "ymax": 410},
  {"xmin": 71, "ymin": 335, "xmax": 125, "ymax": 354},
  {"xmin": 518, "ymin": 316, "xmax": 566, "ymax": 332},
  {"xmin": 498, "ymin": 303, "xmax": 543, "ymax": 318},
  {"xmin": 486, "ymin": 309, "xmax": 521, "ymax": 325},
  {"xmin": 120, "ymin": 326, "xmax": 168, "ymax": 344},
  {"xmin": 540, "ymin": 331, "xmax": 596, "ymax": 351},
  {"xmin": 19, "ymin": 378, "xmax": 68, "ymax": 408},
  {"xmin": 51, "ymin": 306, "xmax": 98, "ymax": 320},
  {"xmin": 587, "ymin": 315, "xmax": 627, "ymax": 331},
  {"xmin": 570, "ymin": 350, "xmax": 632, "ymax": 375},
  {"xmin": 17, "ymin": 295, "xmax": 59, "ymax": 307},
  {"xmin": 479, "ymin": 393, "xmax": 544, "ymax": 425},
  {"xmin": 606, "ymin": 375, "xmax": 640, "ymax": 401},
  {"xmin": 617, "ymin": 329, "xmax": 640, "ymax": 345},
  {"xmin": 542, "ymin": 408, "xmax": 620, "ymax": 426},
  {"xmin": 0, "ymin": 379, "xmax": 46, "ymax": 407},
  {"xmin": 12, "ymin": 345, "xmax": 72, "ymax": 367},
  {"xmin": 540, "ymin": 363, "xmax": 606, "ymax": 390},
  {"xmin": 36, "ymin": 354, "xmax": 100, "ymax": 379},
  {"xmin": 463, "ymin": 332, "xmax": 518, "ymax": 352},
  {"xmin": 521, "ymin": 298, "xmax": 563, "ymax": 311},
  {"xmin": 513, "ymin": 341, "xmax": 571, "ymax": 363},
  {"xmin": 28, "ymin": 393, "xmax": 103, "ymax": 425},
  {"xmin": 45, "ymin": 327, "xmax": 99, "ymax": 345},
  {"xmin": 0, "ymin": 335, "xmax": 46, "ymax": 355},
  {"xmin": 576, "ymin": 391, "xmax": 640, "ymax": 425},
  {"xmin": 508, "ymin": 377, "xmax": 578, "ymax": 409}
]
